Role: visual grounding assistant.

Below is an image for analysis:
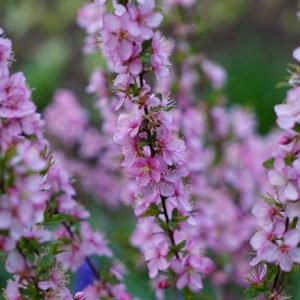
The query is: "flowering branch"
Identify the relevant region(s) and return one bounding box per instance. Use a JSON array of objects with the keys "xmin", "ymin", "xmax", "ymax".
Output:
[
  {"xmin": 246, "ymin": 33, "xmax": 300, "ymax": 300},
  {"xmin": 76, "ymin": 0, "xmax": 215, "ymax": 296},
  {"xmin": 0, "ymin": 29, "xmax": 131, "ymax": 300}
]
